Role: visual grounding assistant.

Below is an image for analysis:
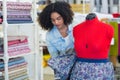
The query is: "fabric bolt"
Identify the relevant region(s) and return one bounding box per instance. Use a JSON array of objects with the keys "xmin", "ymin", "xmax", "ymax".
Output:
[
  {"xmin": 7, "ymin": 10, "xmax": 30, "ymax": 16},
  {"xmin": 0, "ymin": 58, "xmax": 25, "ymax": 68},
  {"xmin": 0, "ymin": 42, "xmax": 31, "ymax": 57},
  {"xmin": 0, "ymin": 62, "xmax": 27, "ymax": 72},
  {"xmin": 9, "ymin": 69, "xmax": 27, "ymax": 76},
  {"xmin": 8, "ymin": 39, "xmax": 28, "ymax": 46},
  {"xmin": 7, "ymin": 10, "xmax": 30, "ymax": 15},
  {"xmin": 0, "ymin": 36, "xmax": 28, "ymax": 46},
  {"xmin": 13, "ymin": 74, "xmax": 29, "ymax": 80},
  {"xmin": 7, "ymin": 20, "xmax": 33, "ymax": 24},
  {"xmin": 8, "ymin": 48, "xmax": 31, "ymax": 56},
  {"xmin": 7, "ymin": 13, "xmax": 30, "ymax": 16},
  {"xmin": 7, "ymin": 17, "xmax": 32, "ymax": 21},
  {"xmin": 9, "ymin": 71, "xmax": 28, "ymax": 80},
  {"xmin": 7, "ymin": 5, "xmax": 32, "ymax": 10},
  {"xmin": 109, "ymin": 22, "xmax": 118, "ymax": 56},
  {"xmin": 7, "ymin": 2, "xmax": 32, "ymax": 6},
  {"xmin": 7, "ymin": 15, "xmax": 31, "ymax": 19},
  {"xmin": 8, "ymin": 62, "xmax": 27, "ymax": 70},
  {"xmin": 0, "ymin": 57, "xmax": 25, "ymax": 65},
  {"xmin": 8, "ymin": 42, "xmax": 29, "ymax": 48},
  {"xmin": 2, "ymin": 64, "xmax": 27, "ymax": 74},
  {"xmin": 70, "ymin": 59, "xmax": 114, "ymax": 80}
]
